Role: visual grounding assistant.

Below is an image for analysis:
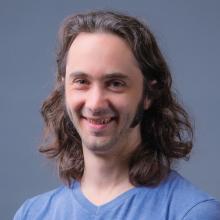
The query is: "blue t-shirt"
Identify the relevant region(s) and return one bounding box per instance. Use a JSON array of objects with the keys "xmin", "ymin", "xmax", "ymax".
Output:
[{"xmin": 14, "ymin": 171, "xmax": 220, "ymax": 219}]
